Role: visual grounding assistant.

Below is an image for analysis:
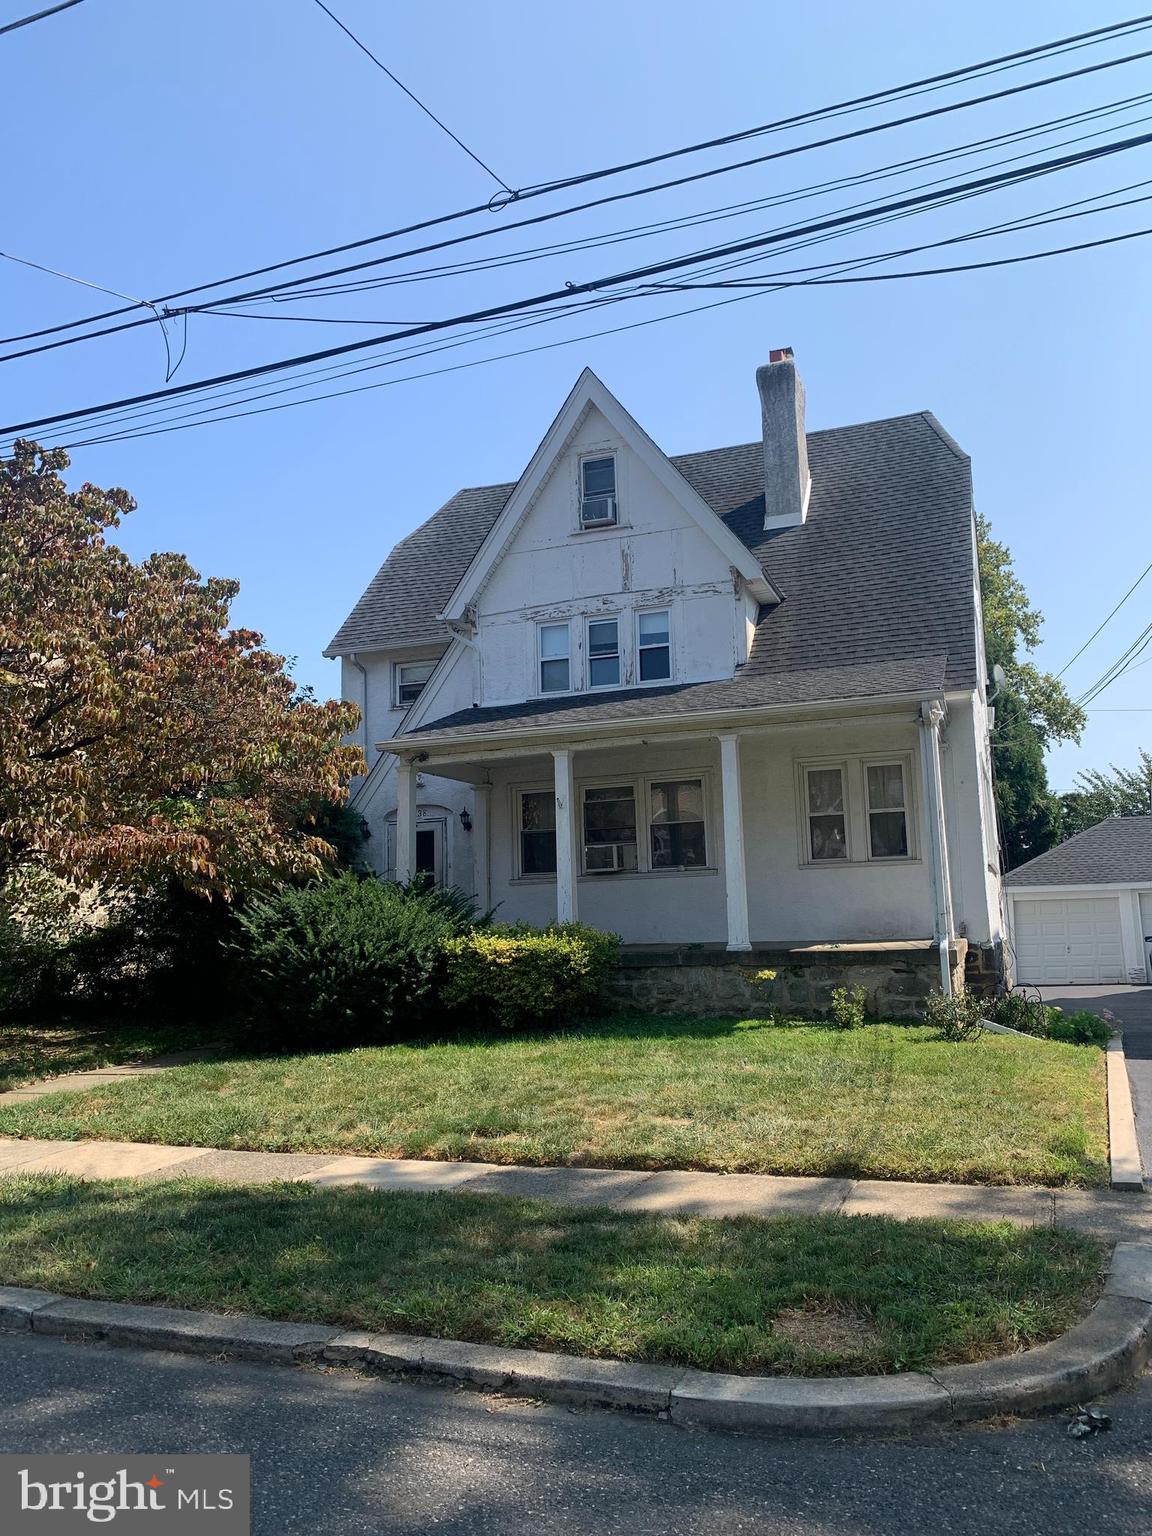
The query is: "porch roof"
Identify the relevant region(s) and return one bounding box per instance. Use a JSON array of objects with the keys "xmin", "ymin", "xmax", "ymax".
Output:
[{"xmin": 401, "ymin": 654, "xmax": 946, "ymax": 744}]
